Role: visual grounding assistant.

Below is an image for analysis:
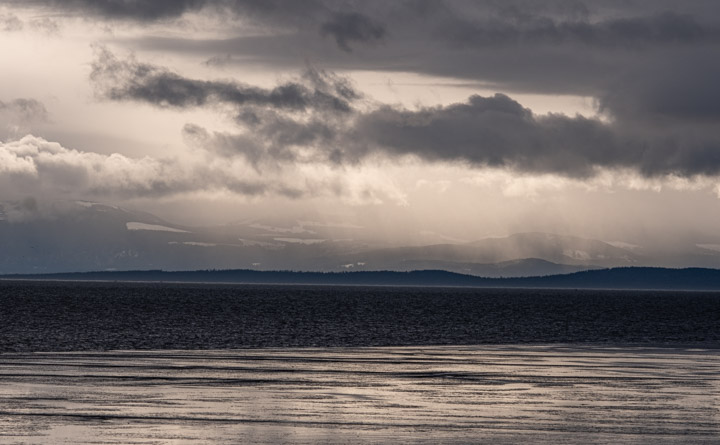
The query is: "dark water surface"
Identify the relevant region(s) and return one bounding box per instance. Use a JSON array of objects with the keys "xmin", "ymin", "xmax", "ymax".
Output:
[{"xmin": 1, "ymin": 281, "xmax": 719, "ymax": 352}]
